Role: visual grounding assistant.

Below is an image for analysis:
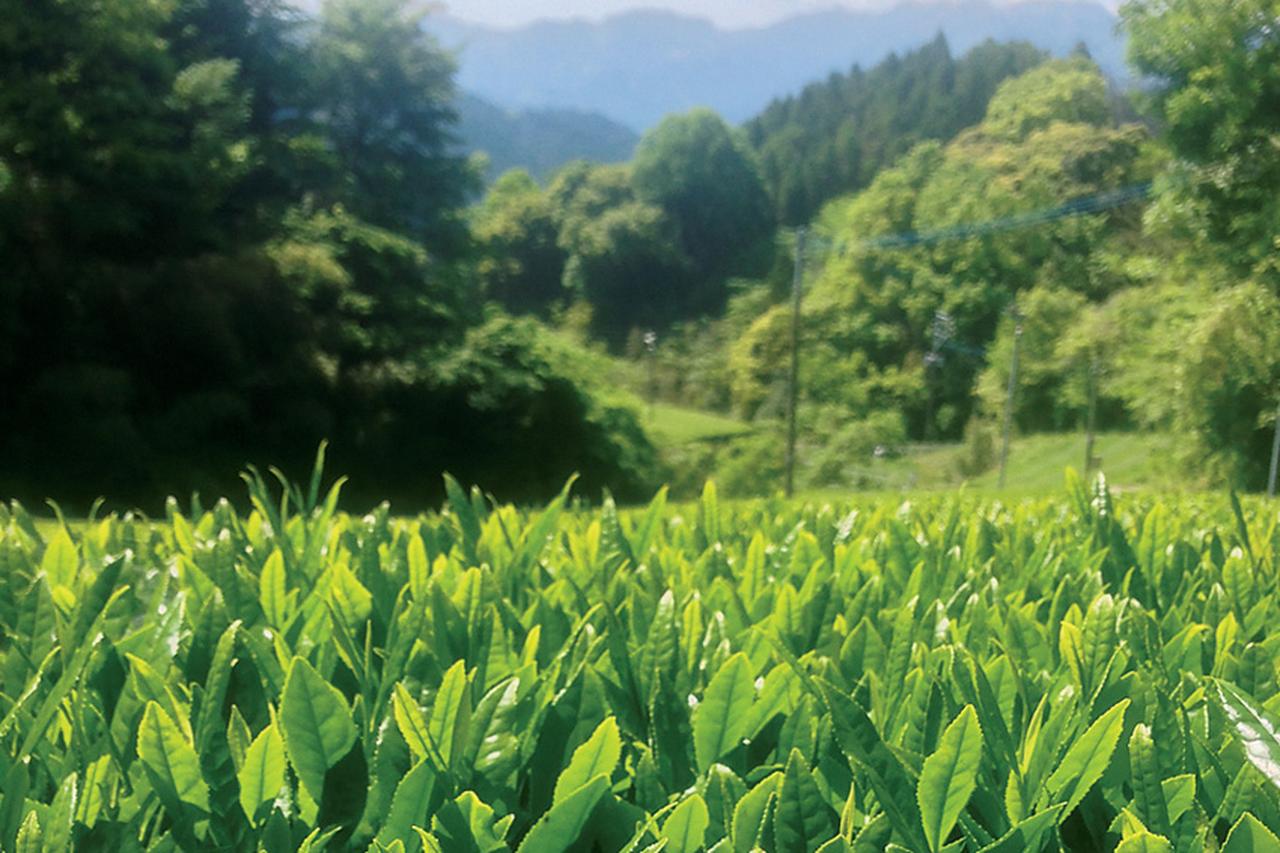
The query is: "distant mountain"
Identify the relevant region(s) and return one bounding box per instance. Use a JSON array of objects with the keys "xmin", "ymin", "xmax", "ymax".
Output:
[
  {"xmin": 429, "ymin": 1, "xmax": 1126, "ymax": 131},
  {"xmin": 455, "ymin": 94, "xmax": 638, "ymax": 182}
]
